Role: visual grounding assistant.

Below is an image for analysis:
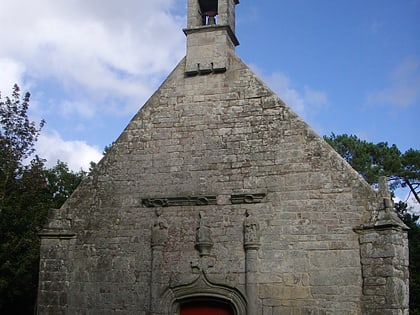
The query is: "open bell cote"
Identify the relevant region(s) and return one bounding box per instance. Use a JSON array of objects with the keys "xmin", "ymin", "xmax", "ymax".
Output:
[{"xmin": 184, "ymin": 0, "xmax": 240, "ymax": 75}]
